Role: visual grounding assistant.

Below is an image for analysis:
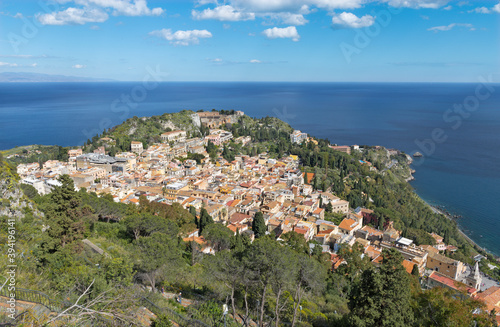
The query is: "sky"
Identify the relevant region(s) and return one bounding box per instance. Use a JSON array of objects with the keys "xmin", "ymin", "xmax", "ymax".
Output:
[{"xmin": 0, "ymin": 0, "xmax": 499, "ymax": 82}]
